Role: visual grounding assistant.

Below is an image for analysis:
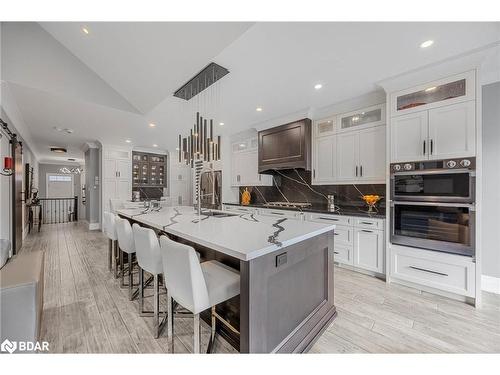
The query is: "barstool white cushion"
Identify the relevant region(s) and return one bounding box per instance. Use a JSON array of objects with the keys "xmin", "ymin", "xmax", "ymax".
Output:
[
  {"xmin": 103, "ymin": 212, "xmax": 117, "ymax": 241},
  {"xmin": 159, "ymin": 235, "xmax": 240, "ymax": 353},
  {"xmin": 202, "ymin": 261, "xmax": 240, "ymax": 308},
  {"xmin": 115, "ymin": 217, "xmax": 135, "ymax": 255},
  {"xmin": 132, "ymin": 224, "xmax": 162, "ymax": 276}
]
